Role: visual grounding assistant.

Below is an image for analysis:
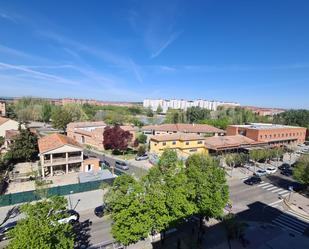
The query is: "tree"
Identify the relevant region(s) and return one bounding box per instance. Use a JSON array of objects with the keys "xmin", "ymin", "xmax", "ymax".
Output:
[
  {"xmin": 0, "ymin": 136, "xmax": 4, "ymax": 147},
  {"xmin": 105, "ymin": 175, "xmax": 152, "ymax": 246},
  {"xmin": 137, "ymin": 133, "xmax": 147, "ymax": 144},
  {"xmin": 41, "ymin": 102, "xmax": 52, "ymax": 123},
  {"xmin": 137, "ymin": 145, "xmax": 146, "ymax": 156},
  {"xmin": 103, "ymin": 126, "xmax": 133, "ymax": 153},
  {"xmin": 164, "ymin": 109, "xmax": 186, "ymax": 124},
  {"xmin": 146, "ymin": 107, "xmax": 154, "ymax": 117},
  {"xmin": 273, "ymin": 109, "xmax": 309, "ymax": 130},
  {"xmin": 186, "ymin": 107, "xmax": 211, "ymax": 124},
  {"xmin": 249, "ymin": 149, "xmax": 263, "ymax": 172},
  {"xmin": 63, "ymin": 104, "xmax": 88, "ymax": 122},
  {"xmin": 51, "ymin": 107, "xmax": 73, "ymax": 132},
  {"xmin": 7, "ymin": 128, "xmax": 38, "ymax": 163},
  {"xmin": 186, "ymin": 154, "xmax": 229, "ymax": 221},
  {"xmin": 7, "ymin": 196, "xmax": 74, "ymax": 249},
  {"xmin": 293, "ymin": 155, "xmax": 309, "ymax": 185},
  {"xmin": 156, "ymin": 105, "xmax": 163, "ymax": 114},
  {"xmin": 225, "ymin": 154, "xmax": 241, "ymax": 177}
]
